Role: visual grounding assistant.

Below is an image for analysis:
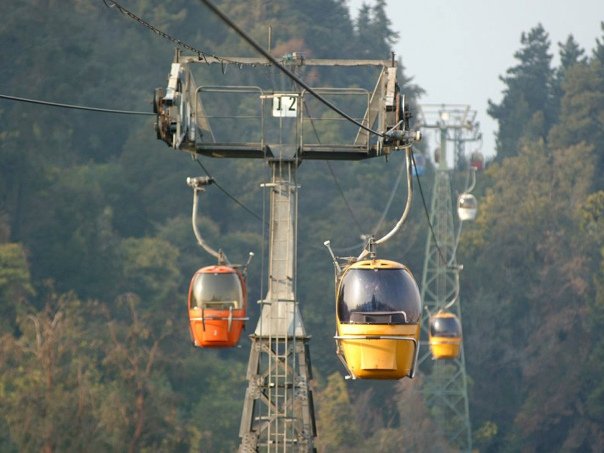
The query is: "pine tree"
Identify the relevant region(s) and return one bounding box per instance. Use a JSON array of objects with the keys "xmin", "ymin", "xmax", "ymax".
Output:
[
  {"xmin": 355, "ymin": 3, "xmax": 374, "ymax": 57},
  {"xmin": 488, "ymin": 24, "xmax": 554, "ymax": 160},
  {"xmin": 551, "ymin": 35, "xmax": 586, "ymax": 120},
  {"xmin": 593, "ymin": 21, "xmax": 604, "ymax": 68},
  {"xmin": 355, "ymin": 0, "xmax": 399, "ymax": 58},
  {"xmin": 369, "ymin": 0, "xmax": 399, "ymax": 56},
  {"xmin": 548, "ymin": 25, "xmax": 604, "ymax": 183},
  {"xmin": 560, "ymin": 35, "xmax": 587, "ymax": 70}
]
